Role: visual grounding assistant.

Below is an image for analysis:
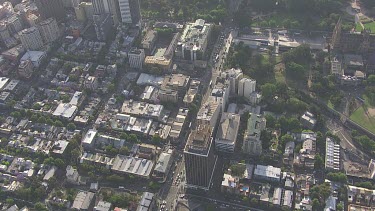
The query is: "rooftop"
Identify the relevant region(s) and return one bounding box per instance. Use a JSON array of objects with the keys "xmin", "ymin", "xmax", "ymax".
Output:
[
  {"xmin": 154, "ymin": 151, "xmax": 172, "ymax": 174},
  {"xmin": 72, "ymin": 191, "xmax": 95, "ymax": 210},
  {"xmin": 184, "ymin": 124, "xmax": 212, "ymax": 155},
  {"xmin": 254, "ymin": 165, "xmax": 281, "ymax": 180},
  {"xmin": 52, "ymin": 103, "xmax": 77, "ymax": 119},
  {"xmin": 215, "ymin": 112, "xmax": 240, "ymax": 144},
  {"xmin": 112, "ymin": 155, "xmax": 154, "ymax": 178}
]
